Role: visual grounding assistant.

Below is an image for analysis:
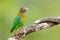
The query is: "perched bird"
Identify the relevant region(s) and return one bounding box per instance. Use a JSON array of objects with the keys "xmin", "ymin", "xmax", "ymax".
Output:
[{"xmin": 10, "ymin": 6, "xmax": 29, "ymax": 33}]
